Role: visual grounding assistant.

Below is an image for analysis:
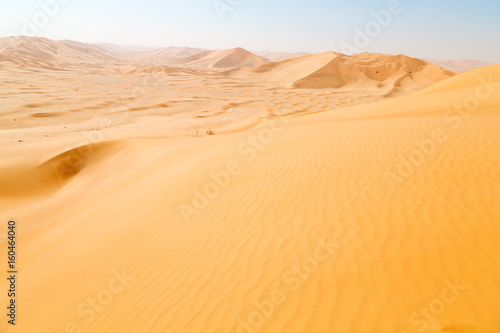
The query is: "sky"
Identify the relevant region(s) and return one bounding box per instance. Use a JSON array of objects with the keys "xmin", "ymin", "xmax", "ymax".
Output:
[{"xmin": 0, "ymin": 0, "xmax": 499, "ymax": 63}]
